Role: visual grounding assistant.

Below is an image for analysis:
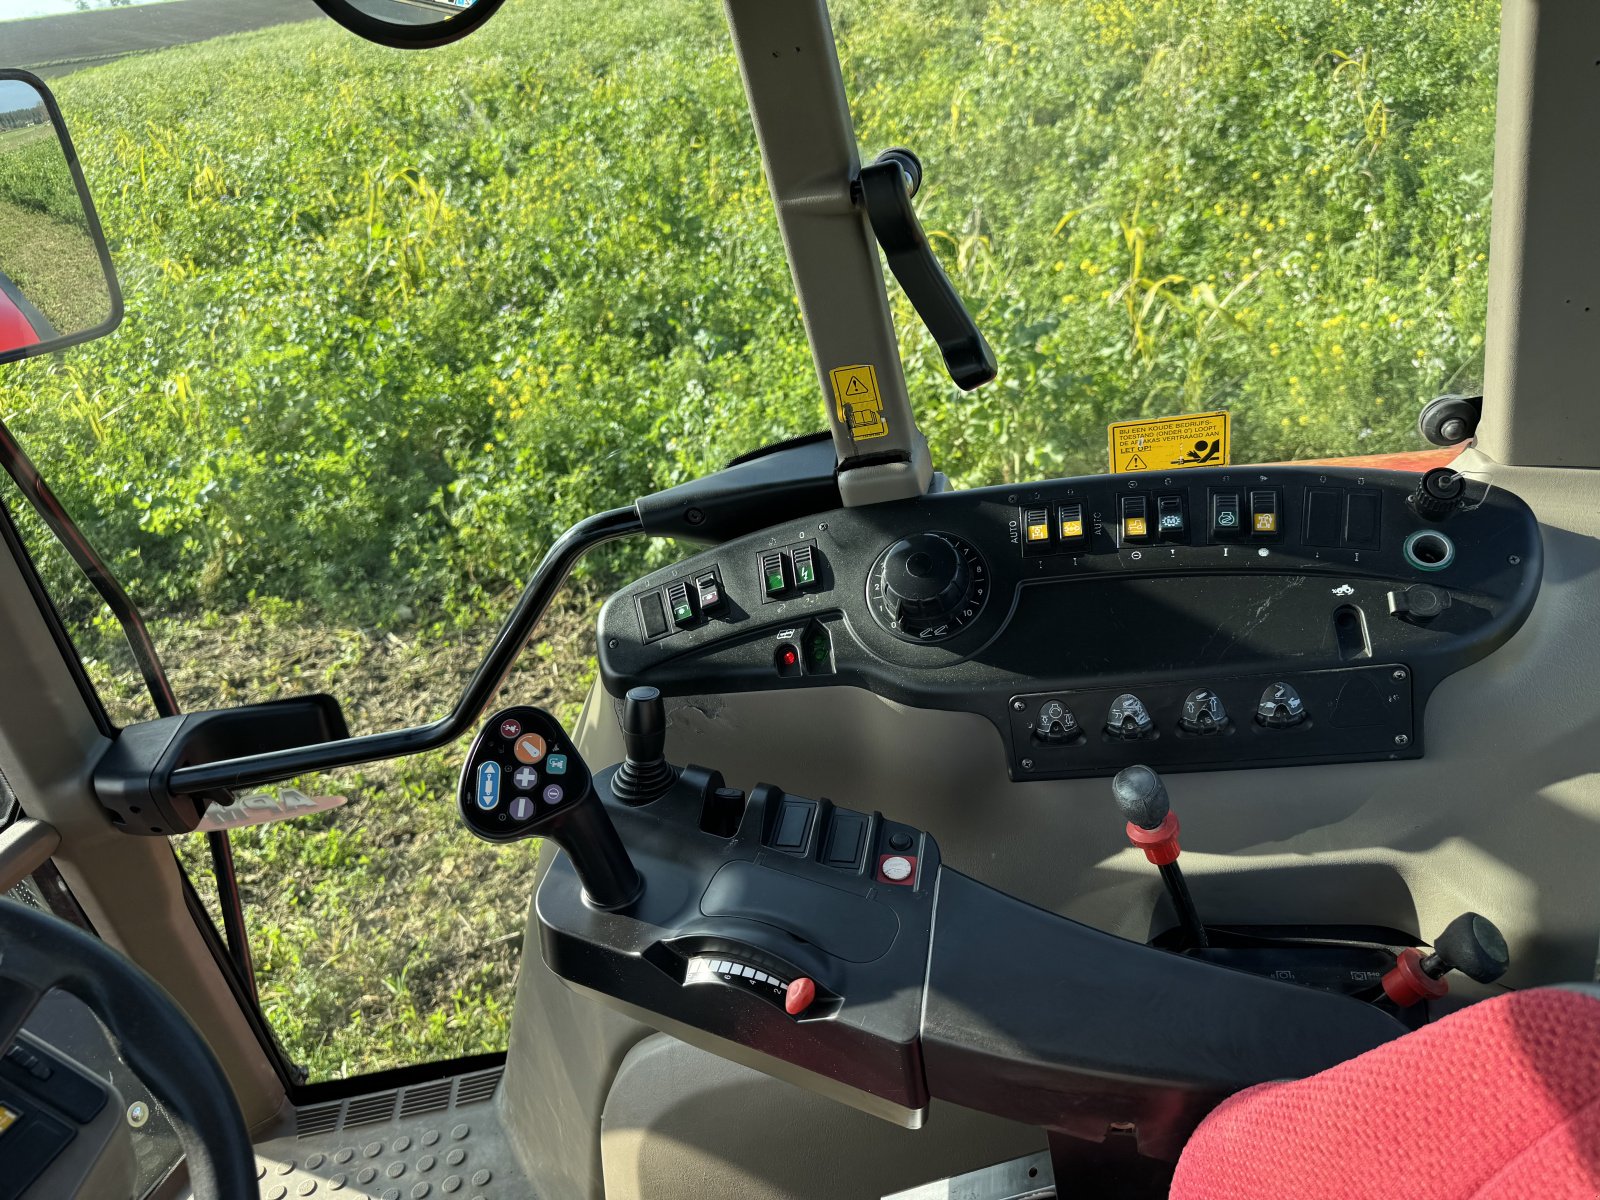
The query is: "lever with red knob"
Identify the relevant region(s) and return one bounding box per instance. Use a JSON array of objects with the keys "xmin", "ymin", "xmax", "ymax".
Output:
[
  {"xmin": 1114, "ymin": 765, "xmax": 1208, "ymax": 949},
  {"xmin": 1382, "ymin": 912, "xmax": 1510, "ymax": 1008}
]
